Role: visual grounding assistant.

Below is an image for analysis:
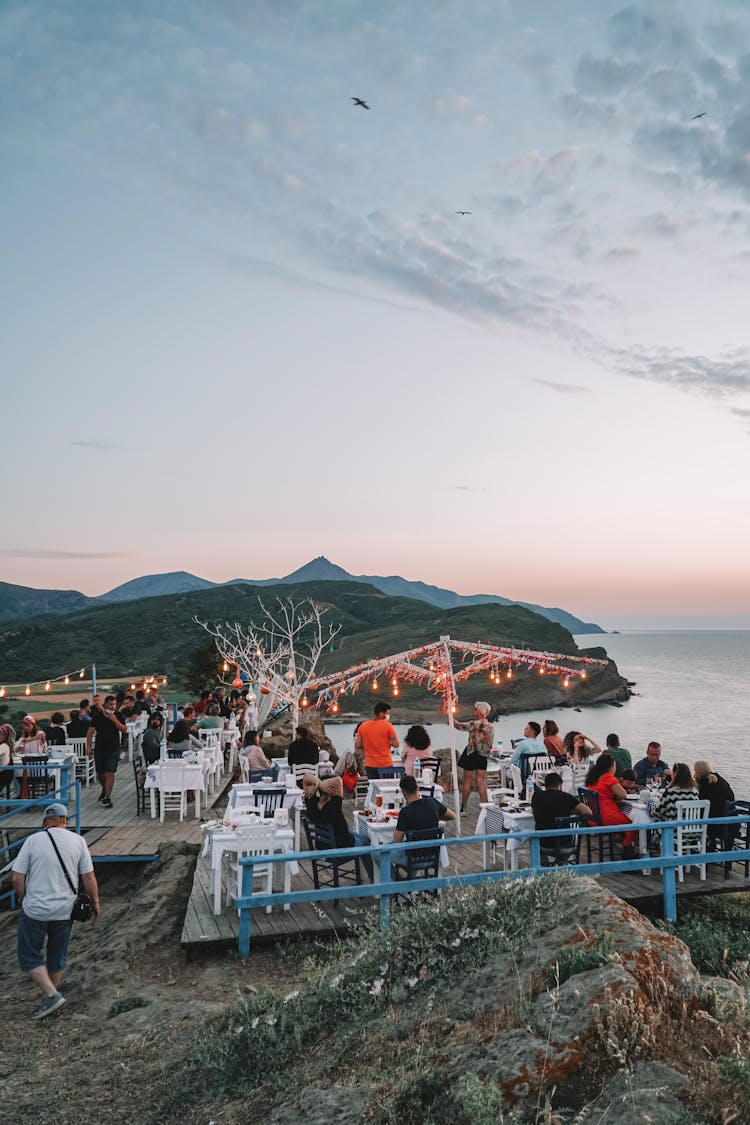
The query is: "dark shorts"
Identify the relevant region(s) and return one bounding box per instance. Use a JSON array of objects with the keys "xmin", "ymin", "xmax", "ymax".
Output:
[
  {"xmin": 458, "ymin": 749, "xmax": 488, "ymax": 772},
  {"xmin": 94, "ymin": 751, "xmax": 120, "ymax": 774},
  {"xmin": 18, "ymin": 910, "xmax": 72, "ymax": 973}
]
